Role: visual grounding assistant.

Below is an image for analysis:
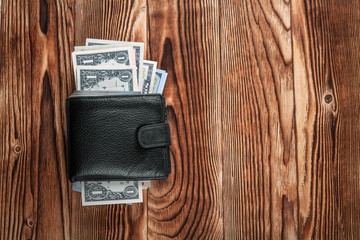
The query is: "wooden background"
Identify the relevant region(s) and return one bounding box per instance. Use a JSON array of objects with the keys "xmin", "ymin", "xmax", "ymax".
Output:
[{"xmin": 1, "ymin": 0, "xmax": 359, "ymax": 239}]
